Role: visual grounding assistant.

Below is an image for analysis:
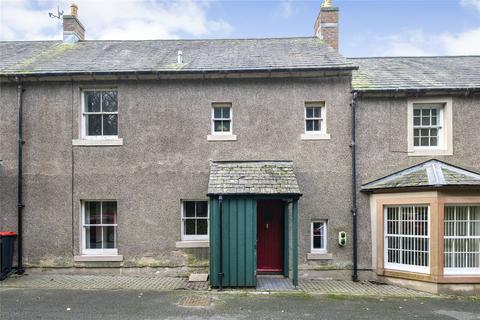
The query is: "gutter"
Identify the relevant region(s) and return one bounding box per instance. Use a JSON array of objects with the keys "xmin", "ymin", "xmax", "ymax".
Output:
[
  {"xmin": 15, "ymin": 76, "xmax": 25, "ymax": 275},
  {"xmin": 350, "ymin": 91, "xmax": 358, "ymax": 282},
  {"xmin": 1, "ymin": 65, "xmax": 358, "ymax": 82}
]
